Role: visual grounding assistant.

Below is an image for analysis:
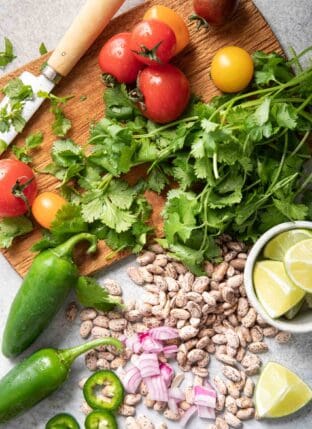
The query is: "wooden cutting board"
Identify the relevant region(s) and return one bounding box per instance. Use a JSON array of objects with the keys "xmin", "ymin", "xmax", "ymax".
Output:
[{"xmin": 0, "ymin": 0, "xmax": 282, "ymax": 278}]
